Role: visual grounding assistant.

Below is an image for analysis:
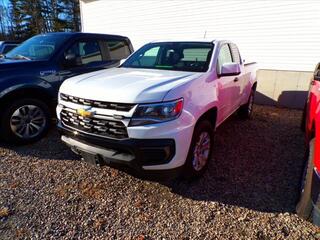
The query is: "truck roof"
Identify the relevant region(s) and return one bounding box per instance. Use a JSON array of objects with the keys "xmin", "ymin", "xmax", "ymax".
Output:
[
  {"xmin": 0, "ymin": 41, "xmax": 21, "ymax": 44},
  {"xmin": 150, "ymin": 39, "xmax": 216, "ymax": 44},
  {"xmin": 36, "ymin": 32, "xmax": 130, "ymax": 40}
]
